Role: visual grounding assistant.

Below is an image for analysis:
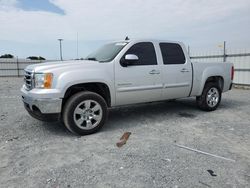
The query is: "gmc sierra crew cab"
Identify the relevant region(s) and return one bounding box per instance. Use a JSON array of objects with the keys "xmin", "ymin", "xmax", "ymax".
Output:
[{"xmin": 21, "ymin": 39, "xmax": 234, "ymax": 135}]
